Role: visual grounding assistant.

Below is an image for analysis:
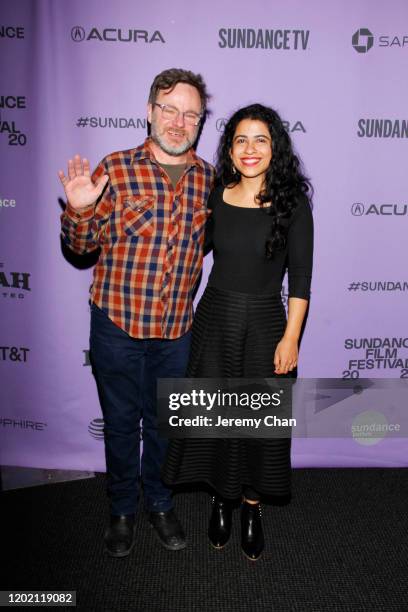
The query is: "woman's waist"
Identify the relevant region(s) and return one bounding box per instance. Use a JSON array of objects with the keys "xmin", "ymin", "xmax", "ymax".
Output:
[{"xmin": 205, "ymin": 282, "xmax": 283, "ymax": 301}]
